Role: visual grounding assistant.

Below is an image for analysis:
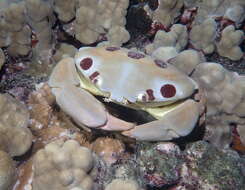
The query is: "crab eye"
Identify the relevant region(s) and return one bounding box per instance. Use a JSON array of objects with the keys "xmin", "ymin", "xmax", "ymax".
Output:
[
  {"xmin": 138, "ymin": 89, "xmax": 155, "ymax": 102},
  {"xmin": 160, "ymin": 84, "xmax": 176, "ymax": 98},
  {"xmin": 146, "ymin": 89, "xmax": 155, "ymax": 101},
  {"xmin": 80, "ymin": 57, "xmax": 93, "ymax": 70}
]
